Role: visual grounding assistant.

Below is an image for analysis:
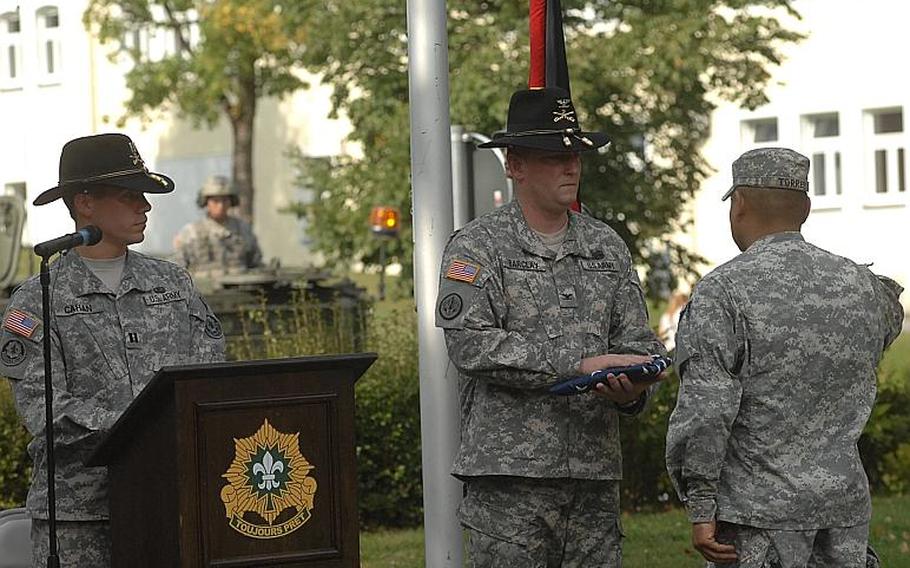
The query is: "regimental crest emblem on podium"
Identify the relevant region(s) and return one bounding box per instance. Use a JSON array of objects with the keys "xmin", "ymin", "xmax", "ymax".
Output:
[{"xmin": 220, "ymin": 419, "xmax": 318, "ymax": 539}]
